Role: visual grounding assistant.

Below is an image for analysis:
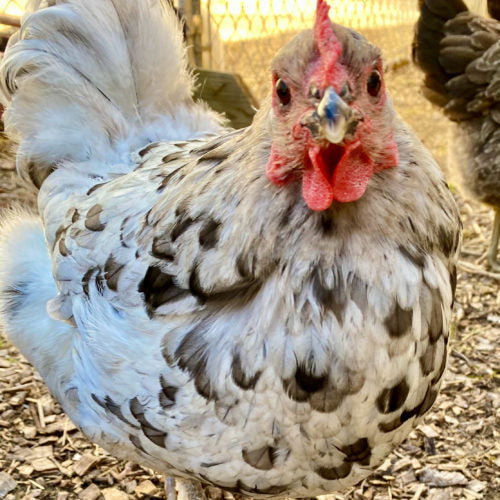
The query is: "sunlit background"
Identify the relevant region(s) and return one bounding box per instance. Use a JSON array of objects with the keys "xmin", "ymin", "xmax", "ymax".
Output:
[
  {"xmin": 0, "ymin": 0, "xmax": 22, "ymax": 16},
  {"xmin": 0, "ymin": 0, "xmax": 490, "ymax": 101},
  {"xmin": 1, "ymin": 0, "xmax": 487, "ymax": 40},
  {"xmin": 207, "ymin": 0, "xmax": 419, "ymax": 41}
]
